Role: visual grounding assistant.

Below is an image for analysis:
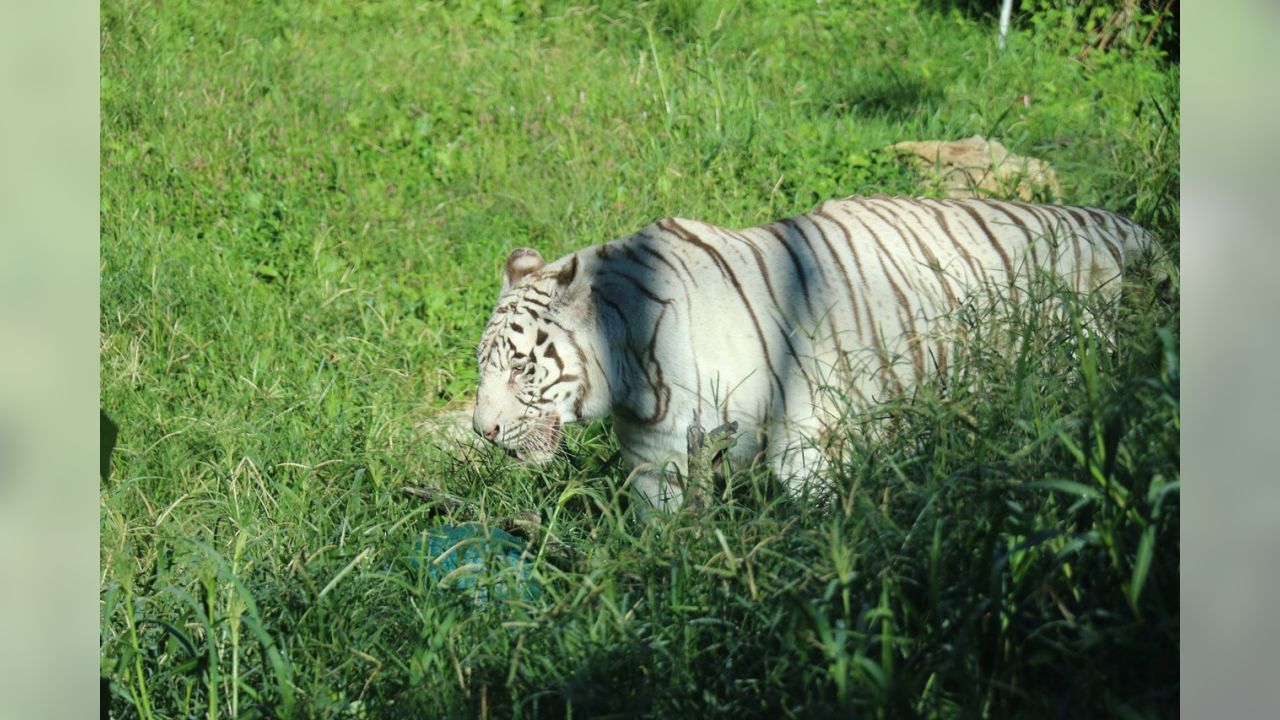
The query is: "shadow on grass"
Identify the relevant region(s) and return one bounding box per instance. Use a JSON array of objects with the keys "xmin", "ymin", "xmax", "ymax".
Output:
[
  {"xmin": 819, "ymin": 67, "xmax": 943, "ymax": 124},
  {"xmin": 531, "ymin": 642, "xmax": 663, "ymax": 718}
]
